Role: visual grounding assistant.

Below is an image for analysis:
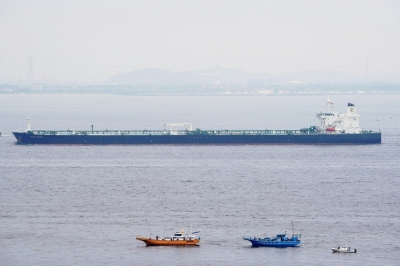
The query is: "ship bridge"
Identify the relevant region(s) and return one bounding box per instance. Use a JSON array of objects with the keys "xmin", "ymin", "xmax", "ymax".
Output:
[{"xmin": 316, "ymin": 99, "xmax": 361, "ymax": 134}]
